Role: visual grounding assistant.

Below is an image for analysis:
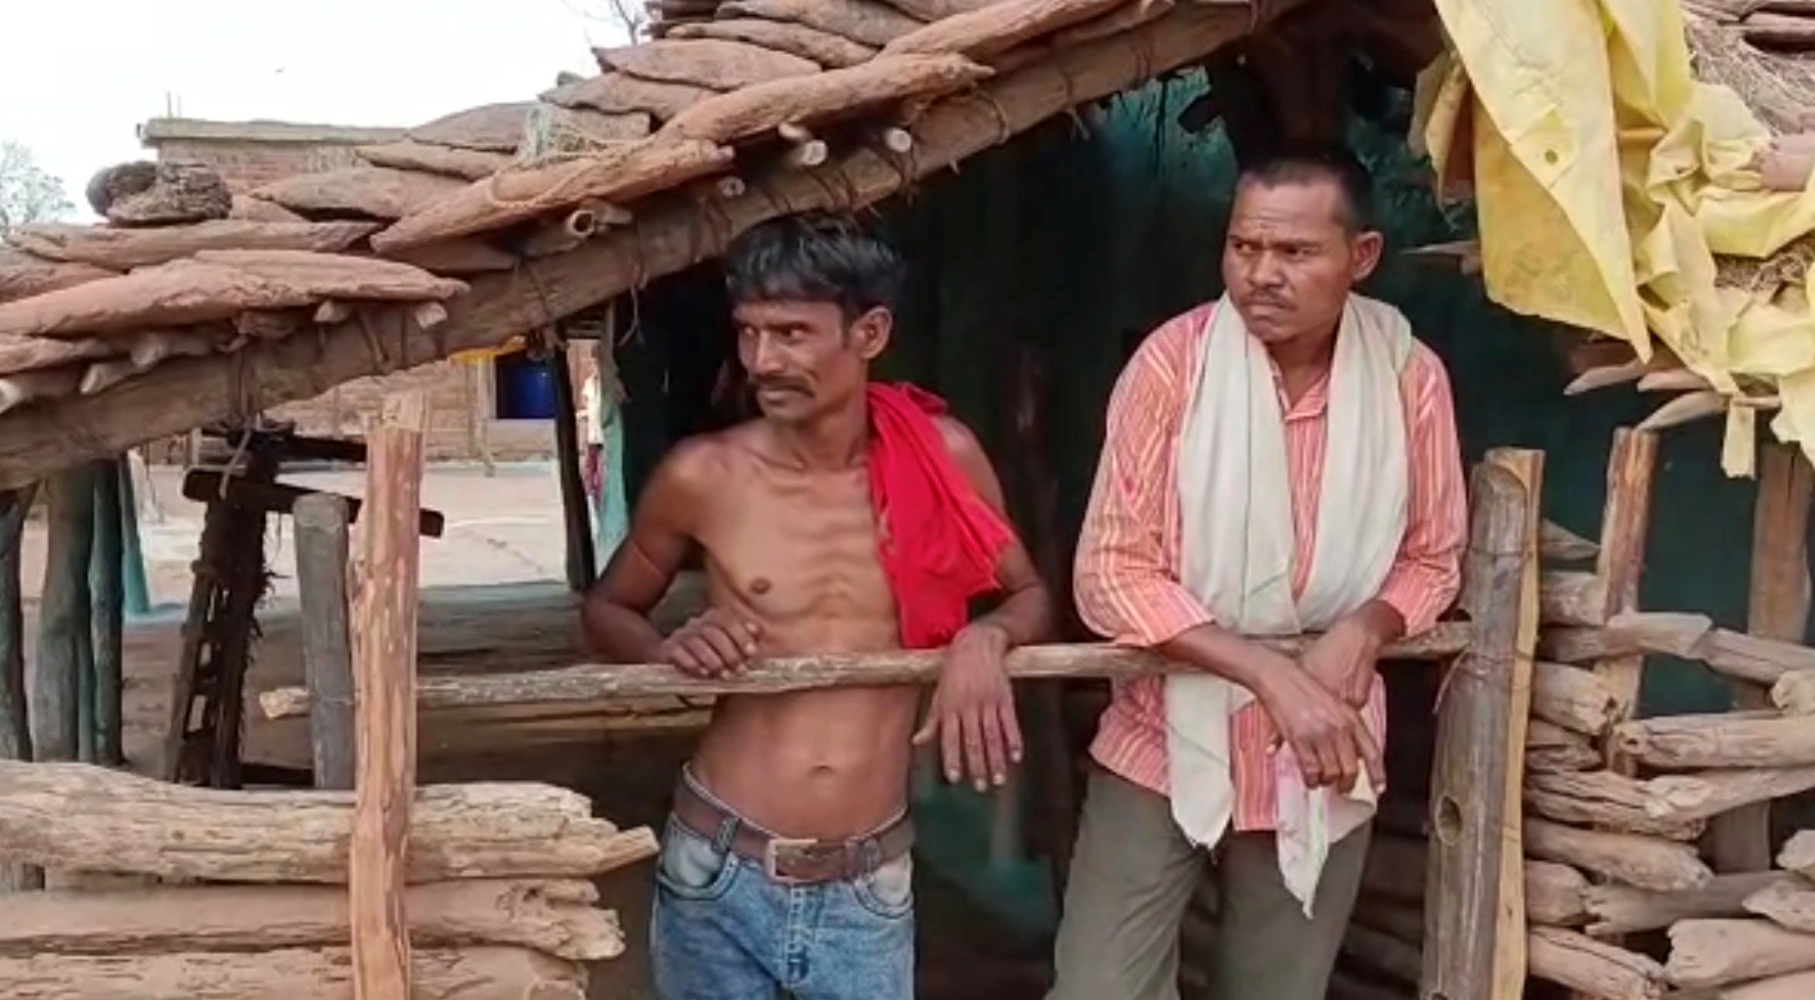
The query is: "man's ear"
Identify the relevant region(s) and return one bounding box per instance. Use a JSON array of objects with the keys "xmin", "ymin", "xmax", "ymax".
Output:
[
  {"xmin": 852, "ymin": 306, "xmax": 893, "ymax": 361},
  {"xmin": 1350, "ymin": 229, "xmax": 1385, "ymax": 284}
]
